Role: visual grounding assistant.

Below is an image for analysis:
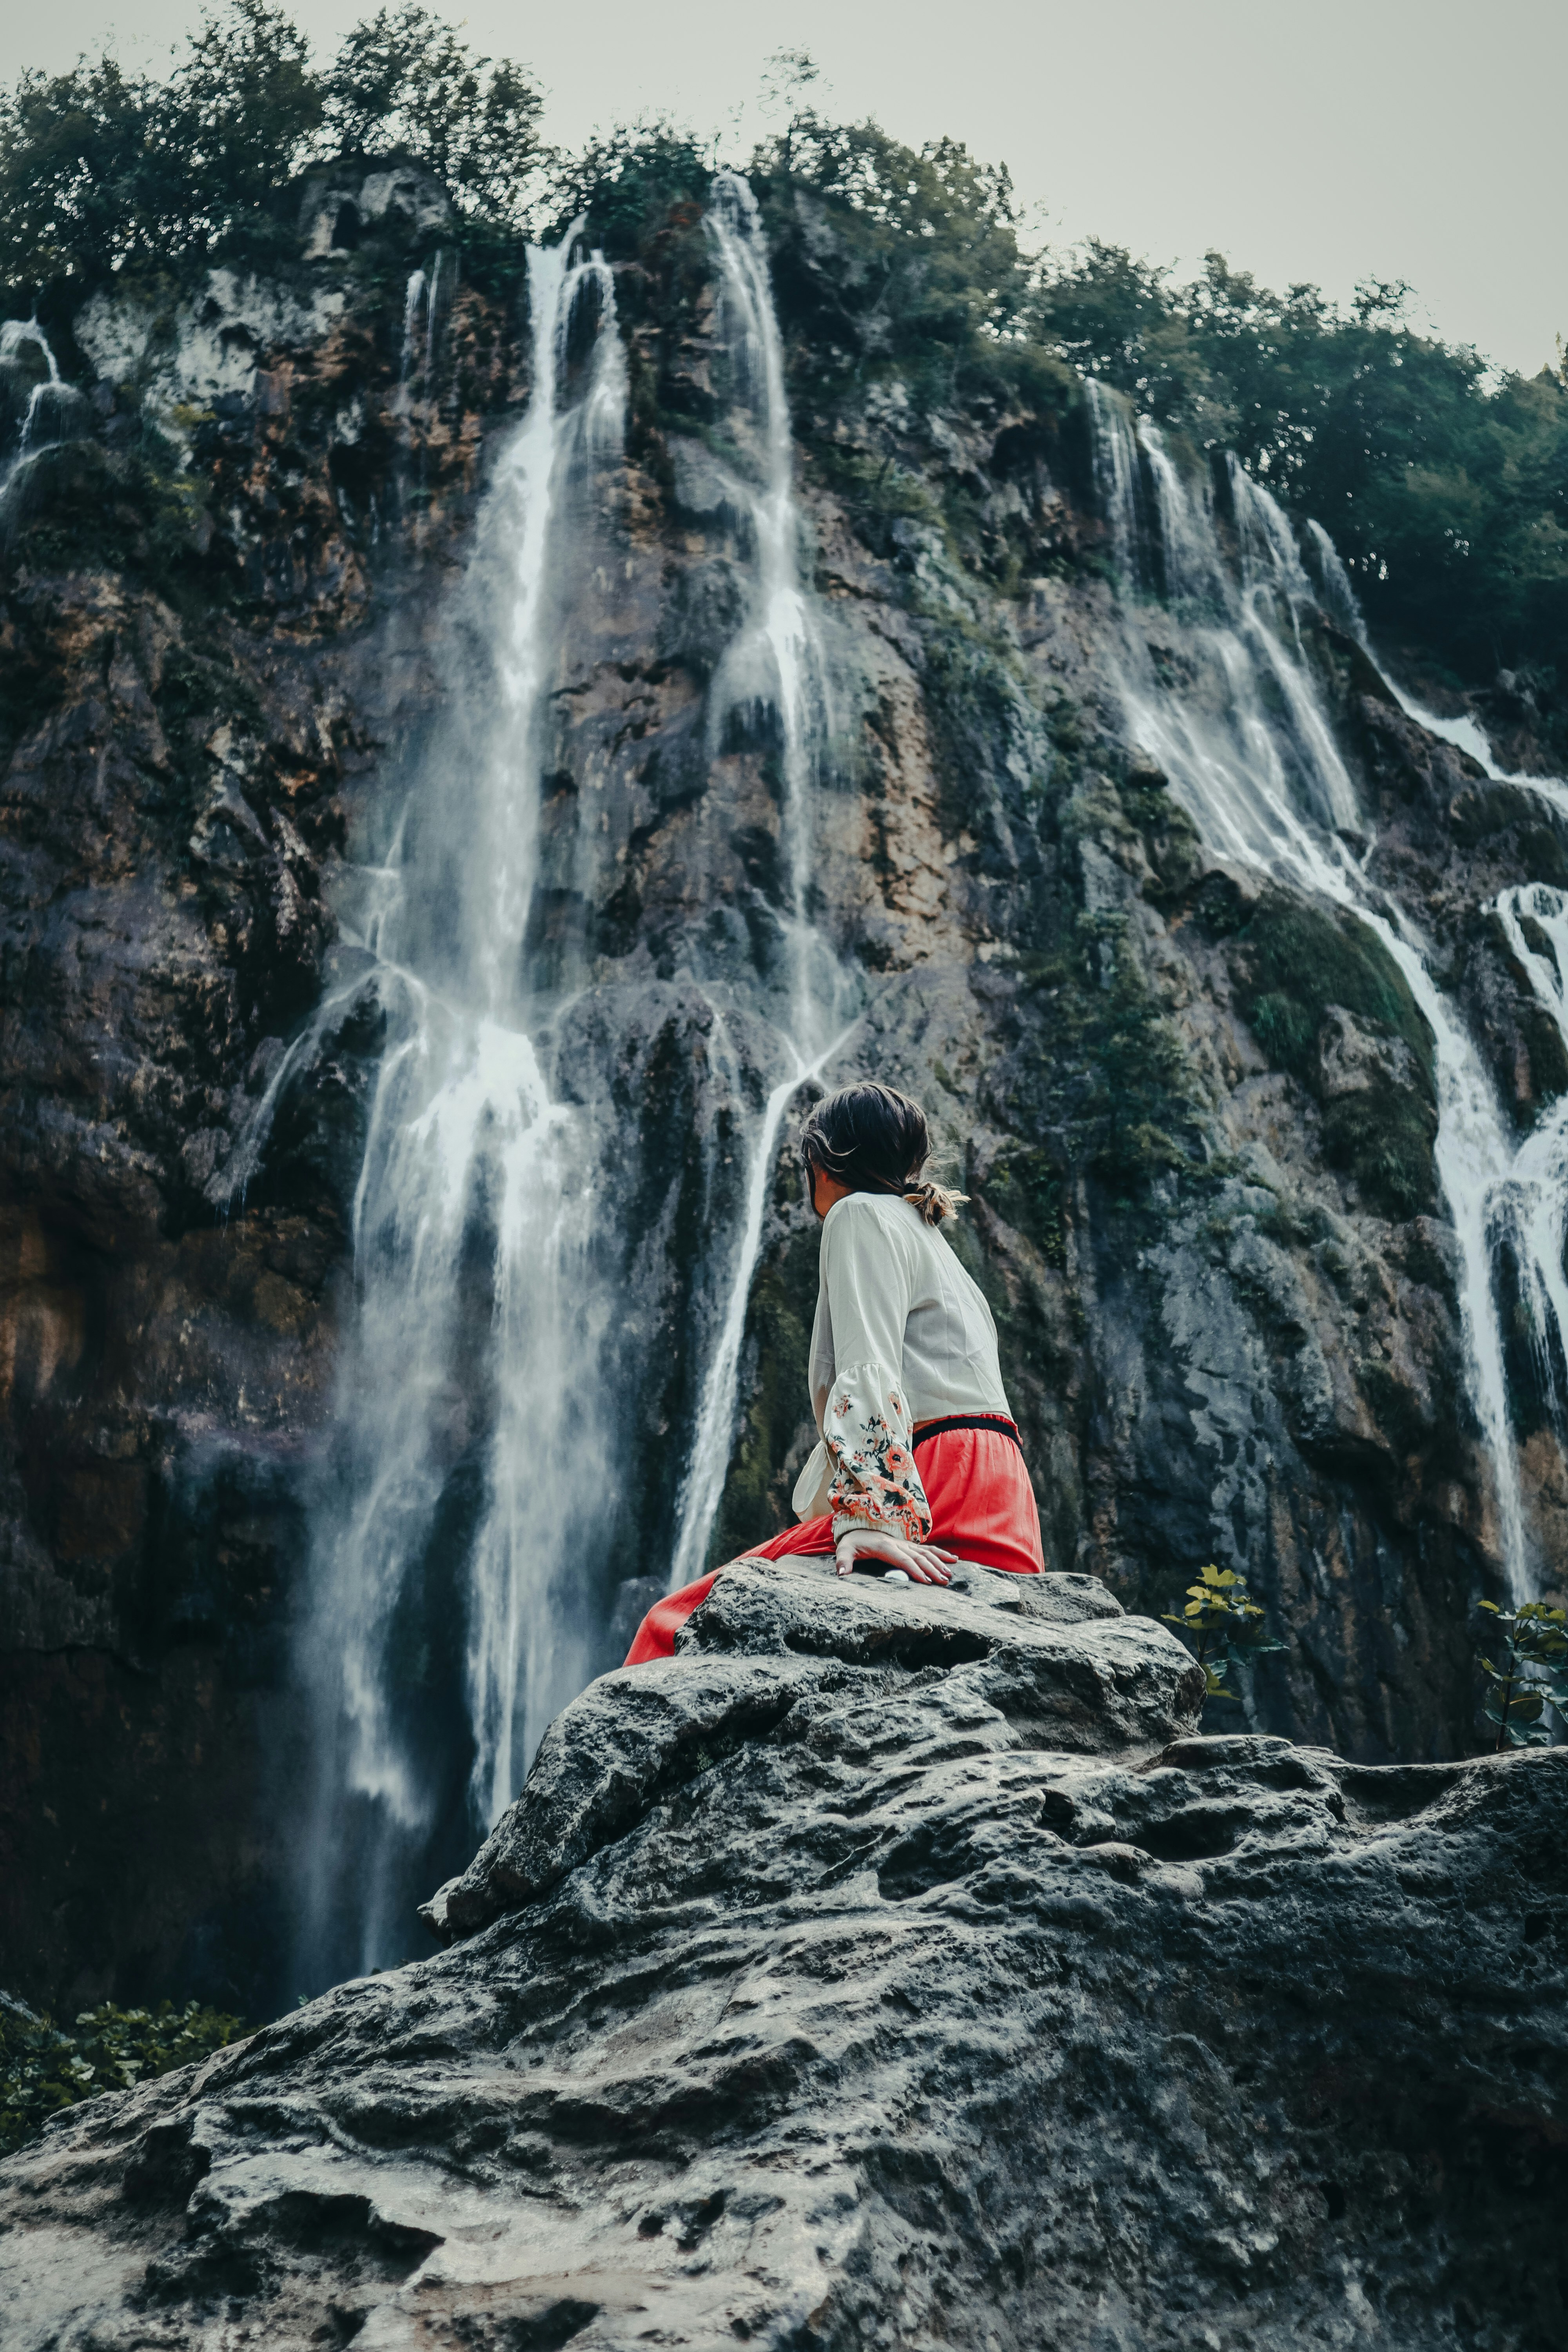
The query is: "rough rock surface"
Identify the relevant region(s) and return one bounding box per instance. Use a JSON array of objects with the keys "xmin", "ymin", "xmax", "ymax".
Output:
[
  {"xmin": 2, "ymin": 1558, "xmax": 1562, "ymax": 2351},
  {"xmin": 3, "ymin": 170, "xmax": 1563, "ymax": 2007}
]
